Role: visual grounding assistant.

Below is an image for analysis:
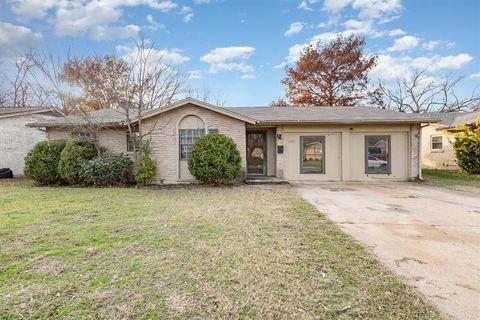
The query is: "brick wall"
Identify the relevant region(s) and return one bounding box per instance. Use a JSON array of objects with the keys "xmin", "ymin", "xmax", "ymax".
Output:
[
  {"xmin": 46, "ymin": 127, "xmax": 128, "ymax": 154},
  {"xmin": 0, "ymin": 114, "xmax": 57, "ymax": 176},
  {"xmin": 141, "ymin": 103, "xmax": 247, "ymax": 184},
  {"xmin": 421, "ymin": 124, "xmax": 459, "ymax": 170}
]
